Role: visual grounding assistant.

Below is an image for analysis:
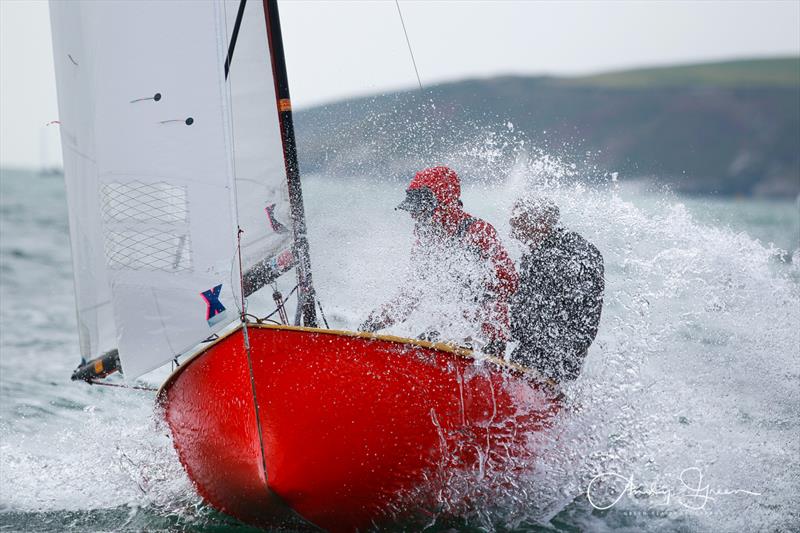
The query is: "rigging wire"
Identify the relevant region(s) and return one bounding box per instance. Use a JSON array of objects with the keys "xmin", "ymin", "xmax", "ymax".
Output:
[
  {"xmin": 258, "ymin": 284, "xmax": 299, "ymax": 322},
  {"xmin": 236, "ymin": 227, "xmax": 253, "ymax": 340},
  {"xmin": 237, "ymin": 225, "xmax": 270, "ymax": 488},
  {"xmin": 223, "ymin": 0, "xmax": 249, "ymax": 326},
  {"xmin": 317, "ymin": 299, "xmax": 330, "ymax": 329},
  {"xmin": 226, "ymin": 2, "xmax": 276, "ymax": 484},
  {"xmin": 271, "ymin": 282, "xmax": 290, "ymax": 324},
  {"xmin": 395, "ymin": 0, "xmax": 424, "ymax": 91}
]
